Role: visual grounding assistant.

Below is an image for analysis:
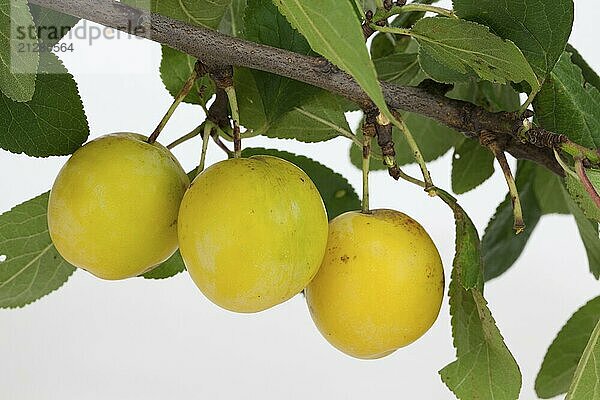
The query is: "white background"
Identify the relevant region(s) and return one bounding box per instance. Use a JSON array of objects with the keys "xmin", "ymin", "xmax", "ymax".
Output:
[{"xmin": 1, "ymin": 1, "xmax": 599, "ymax": 399}]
